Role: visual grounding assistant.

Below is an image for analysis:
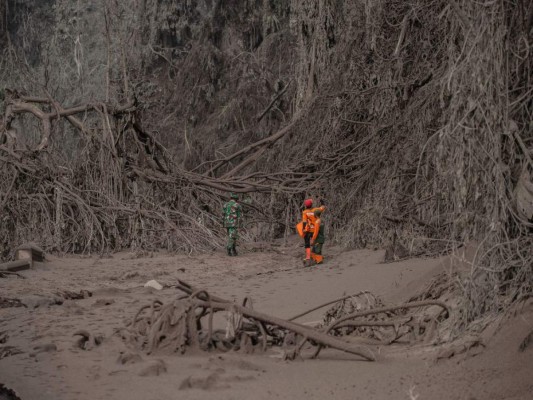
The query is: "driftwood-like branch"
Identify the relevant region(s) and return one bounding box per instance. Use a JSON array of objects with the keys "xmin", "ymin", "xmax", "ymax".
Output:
[
  {"xmin": 175, "ymin": 280, "xmax": 375, "ymax": 360},
  {"xmin": 5, "ymin": 95, "xmax": 134, "ymax": 151},
  {"xmin": 175, "ymin": 279, "xmax": 230, "ymax": 303},
  {"xmin": 288, "ymin": 291, "xmax": 373, "ymax": 321},
  {"xmin": 393, "ymin": 13, "xmax": 410, "ymax": 57},
  {"xmin": 325, "ymin": 300, "xmax": 449, "ymax": 333},
  {"xmin": 334, "ymin": 317, "xmax": 412, "ymax": 330},
  {"xmin": 204, "ymin": 112, "xmax": 301, "ymax": 177},
  {"xmin": 256, "ymin": 80, "xmax": 292, "ymax": 122}
]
